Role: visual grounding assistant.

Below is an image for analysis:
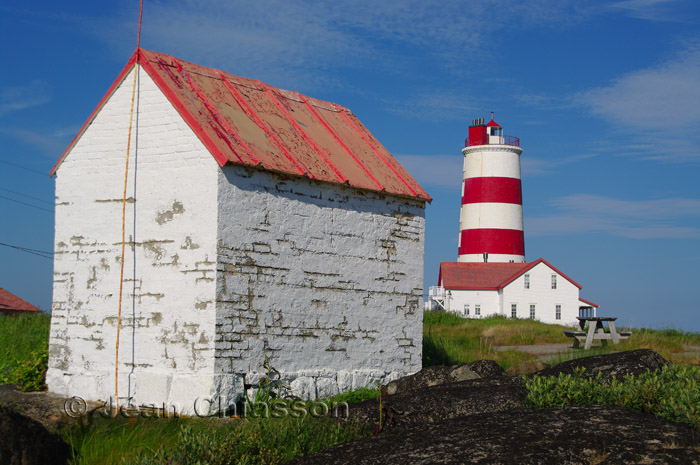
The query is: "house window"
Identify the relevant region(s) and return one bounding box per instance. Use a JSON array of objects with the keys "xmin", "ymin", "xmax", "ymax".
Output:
[
  {"xmin": 475, "ymin": 304, "xmax": 481, "ymax": 316},
  {"xmin": 464, "ymin": 304, "xmax": 470, "ymax": 316},
  {"xmin": 524, "ymin": 274, "xmax": 530, "ymax": 289},
  {"xmin": 511, "ymin": 304, "xmax": 517, "ymax": 318},
  {"xmin": 530, "ymin": 304, "xmax": 536, "ymax": 319},
  {"xmin": 556, "ymin": 304, "xmax": 561, "ymax": 320},
  {"xmin": 551, "ymin": 274, "xmax": 557, "ymax": 289}
]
